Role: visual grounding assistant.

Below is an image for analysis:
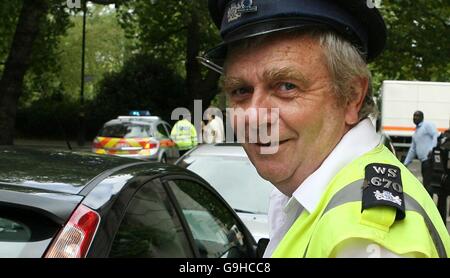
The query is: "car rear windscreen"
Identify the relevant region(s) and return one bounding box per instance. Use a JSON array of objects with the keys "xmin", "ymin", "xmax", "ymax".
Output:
[
  {"xmin": 99, "ymin": 123, "xmax": 152, "ymax": 138},
  {"xmin": 0, "ymin": 208, "xmax": 60, "ymax": 258}
]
